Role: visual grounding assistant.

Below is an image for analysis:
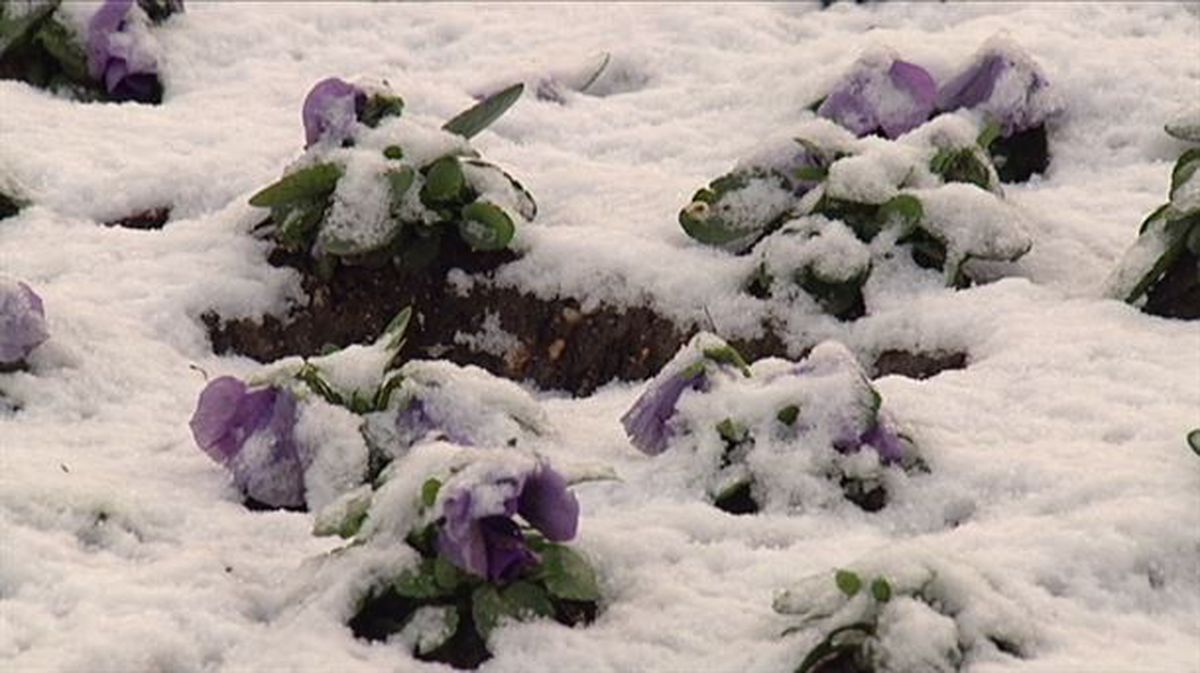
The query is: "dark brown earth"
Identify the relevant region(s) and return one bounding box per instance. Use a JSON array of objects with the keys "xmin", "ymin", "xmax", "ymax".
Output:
[
  {"xmin": 204, "ymin": 237, "xmax": 966, "ymax": 395},
  {"xmin": 103, "ymin": 207, "xmax": 171, "ymax": 230}
]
